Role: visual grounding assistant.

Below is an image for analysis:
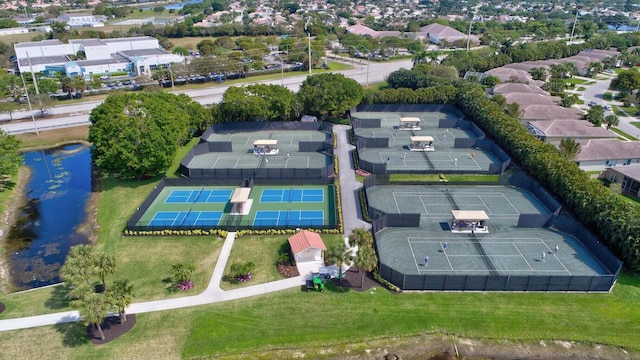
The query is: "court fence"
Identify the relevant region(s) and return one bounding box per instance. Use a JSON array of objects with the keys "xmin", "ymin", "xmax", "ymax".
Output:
[
  {"xmin": 126, "ymin": 179, "xmax": 340, "ymax": 233},
  {"xmin": 350, "ymin": 112, "xmax": 510, "ymax": 175},
  {"xmin": 352, "ymin": 104, "xmax": 465, "ymax": 118},
  {"xmin": 379, "ymin": 265, "xmax": 620, "ymax": 291},
  {"xmin": 180, "ymin": 121, "xmax": 335, "ymax": 180}
]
